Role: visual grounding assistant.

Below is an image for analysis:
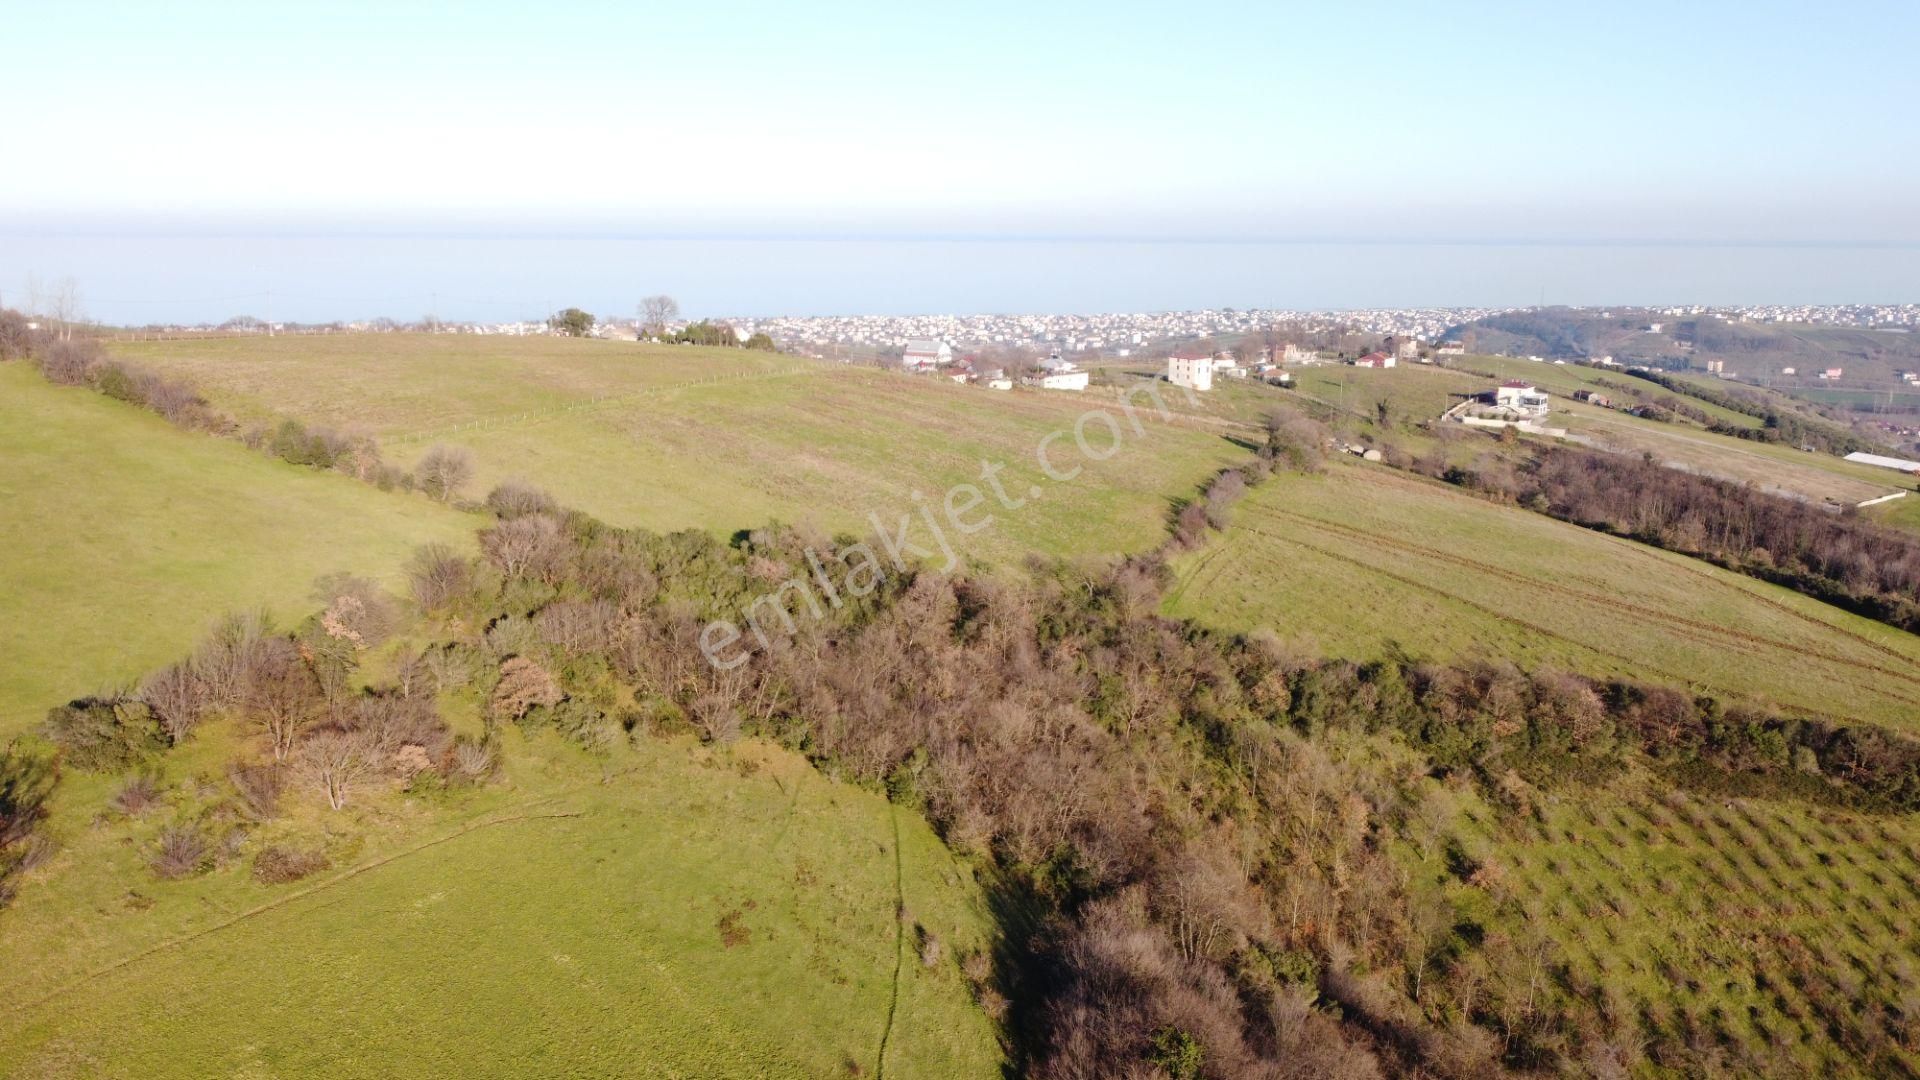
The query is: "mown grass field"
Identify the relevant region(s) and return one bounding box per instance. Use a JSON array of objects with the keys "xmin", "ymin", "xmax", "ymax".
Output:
[
  {"xmin": 1165, "ymin": 461, "xmax": 1920, "ymax": 730},
  {"xmin": 0, "ymin": 726, "xmax": 1002, "ymax": 1078},
  {"xmin": 111, "ymin": 335, "xmax": 1246, "ymax": 565},
  {"xmin": 0, "ymin": 362, "xmax": 476, "ymax": 737},
  {"xmin": 1458, "ymin": 775, "xmax": 1920, "ymax": 1075}
]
